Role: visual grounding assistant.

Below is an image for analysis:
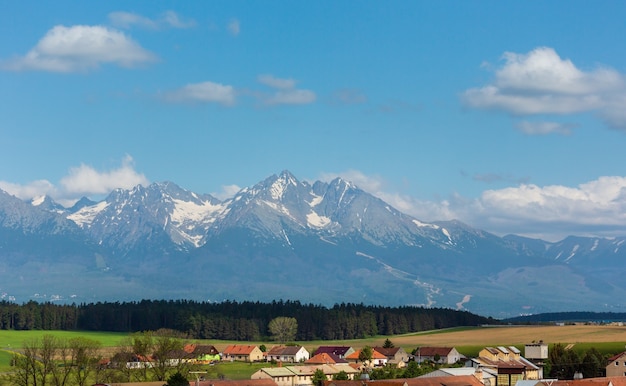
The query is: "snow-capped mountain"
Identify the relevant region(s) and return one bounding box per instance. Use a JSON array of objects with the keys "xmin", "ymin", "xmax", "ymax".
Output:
[{"xmin": 1, "ymin": 170, "xmax": 626, "ymax": 317}]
